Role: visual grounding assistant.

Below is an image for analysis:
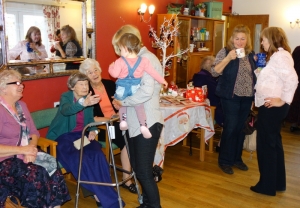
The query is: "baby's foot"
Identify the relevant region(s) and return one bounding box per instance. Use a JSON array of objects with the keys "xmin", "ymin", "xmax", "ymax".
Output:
[
  {"xmin": 140, "ymin": 126, "xmax": 152, "ymax": 138},
  {"xmin": 120, "ymin": 121, "xmax": 128, "ymax": 130}
]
